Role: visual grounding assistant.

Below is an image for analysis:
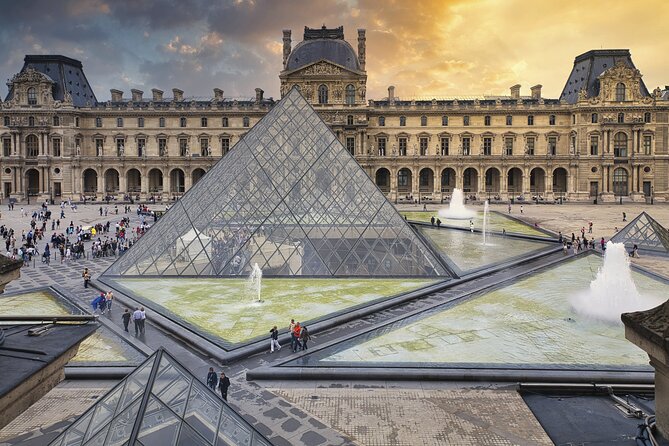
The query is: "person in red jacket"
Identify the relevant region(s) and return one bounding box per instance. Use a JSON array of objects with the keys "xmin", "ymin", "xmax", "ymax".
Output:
[{"xmin": 292, "ymin": 322, "xmax": 302, "ymax": 352}]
